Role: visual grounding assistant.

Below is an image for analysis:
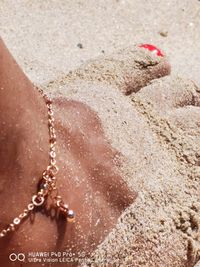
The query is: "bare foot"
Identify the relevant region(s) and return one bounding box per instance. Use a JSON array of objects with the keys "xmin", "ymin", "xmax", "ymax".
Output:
[
  {"xmin": 0, "ymin": 40, "xmax": 171, "ymax": 267},
  {"xmin": 0, "ymin": 40, "xmax": 149, "ymax": 266},
  {"xmin": 48, "ymin": 45, "xmax": 200, "ymax": 266}
]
